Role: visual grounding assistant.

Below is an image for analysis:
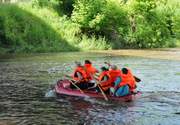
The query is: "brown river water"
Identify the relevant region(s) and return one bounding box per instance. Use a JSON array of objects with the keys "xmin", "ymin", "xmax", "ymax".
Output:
[{"xmin": 0, "ymin": 49, "xmax": 180, "ymax": 125}]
